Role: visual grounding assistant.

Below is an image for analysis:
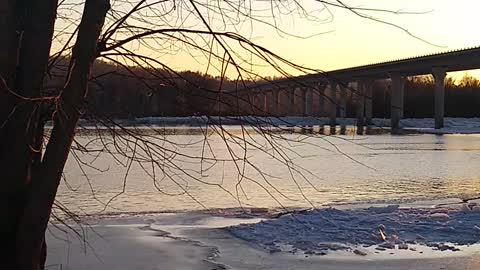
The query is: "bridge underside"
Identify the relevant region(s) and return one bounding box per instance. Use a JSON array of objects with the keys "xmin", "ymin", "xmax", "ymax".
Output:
[{"xmin": 222, "ymin": 46, "xmax": 480, "ymax": 130}]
